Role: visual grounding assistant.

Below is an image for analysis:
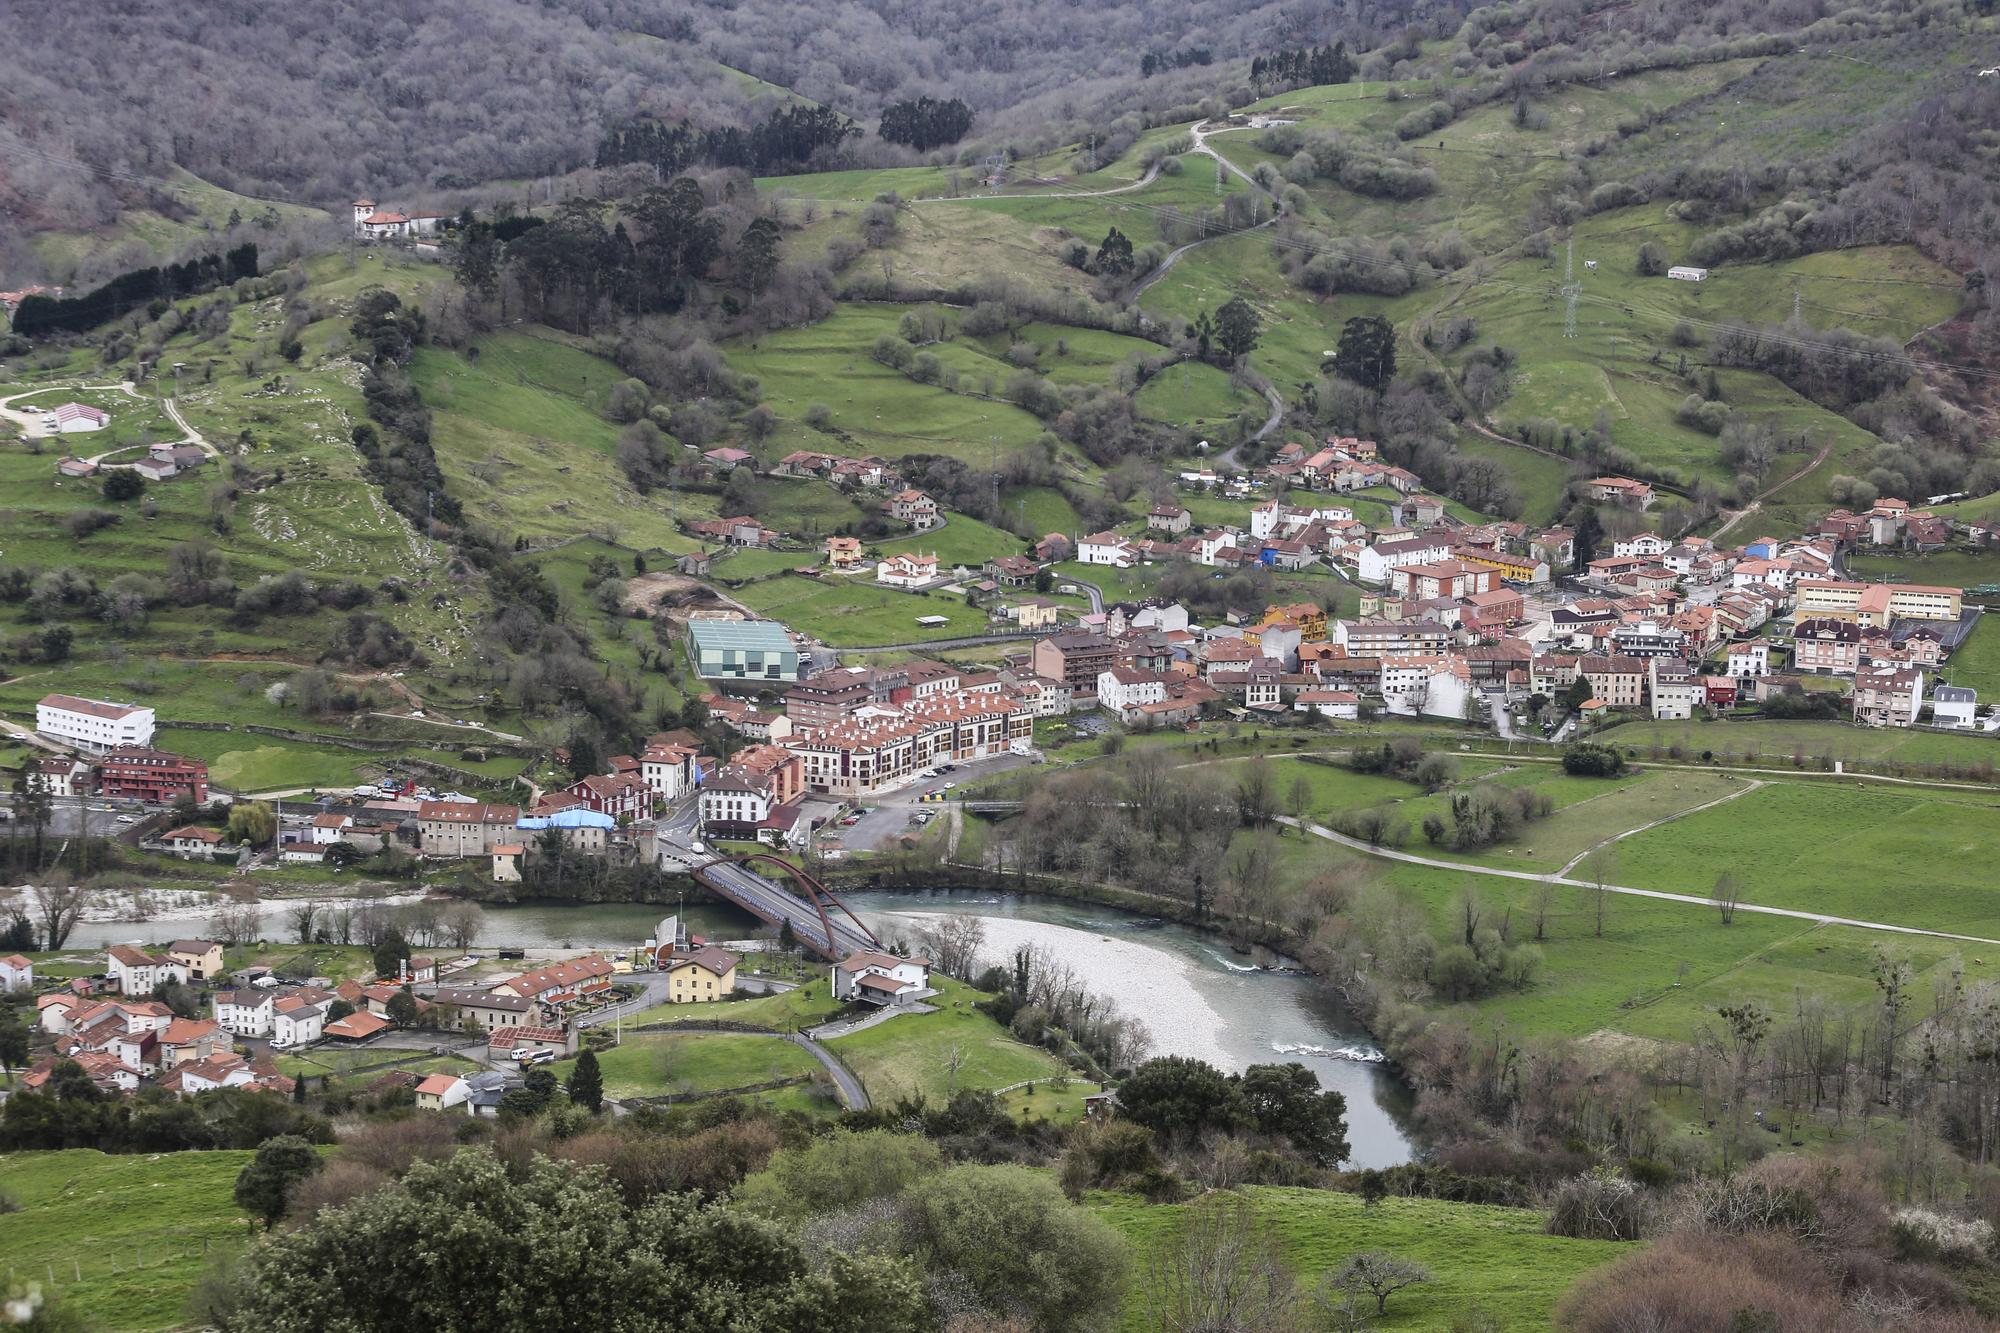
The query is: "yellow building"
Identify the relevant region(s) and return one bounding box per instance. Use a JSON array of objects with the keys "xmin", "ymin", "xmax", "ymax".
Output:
[
  {"xmin": 1793, "ymin": 579, "xmax": 1961, "ymax": 628},
  {"xmin": 664, "ymin": 944, "xmax": 739, "ymax": 1003},
  {"xmin": 1454, "ymin": 548, "xmax": 1545, "ymax": 583},
  {"xmin": 1261, "ymin": 601, "xmax": 1327, "ymax": 642},
  {"xmin": 826, "ymin": 536, "xmax": 864, "ymax": 570}
]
